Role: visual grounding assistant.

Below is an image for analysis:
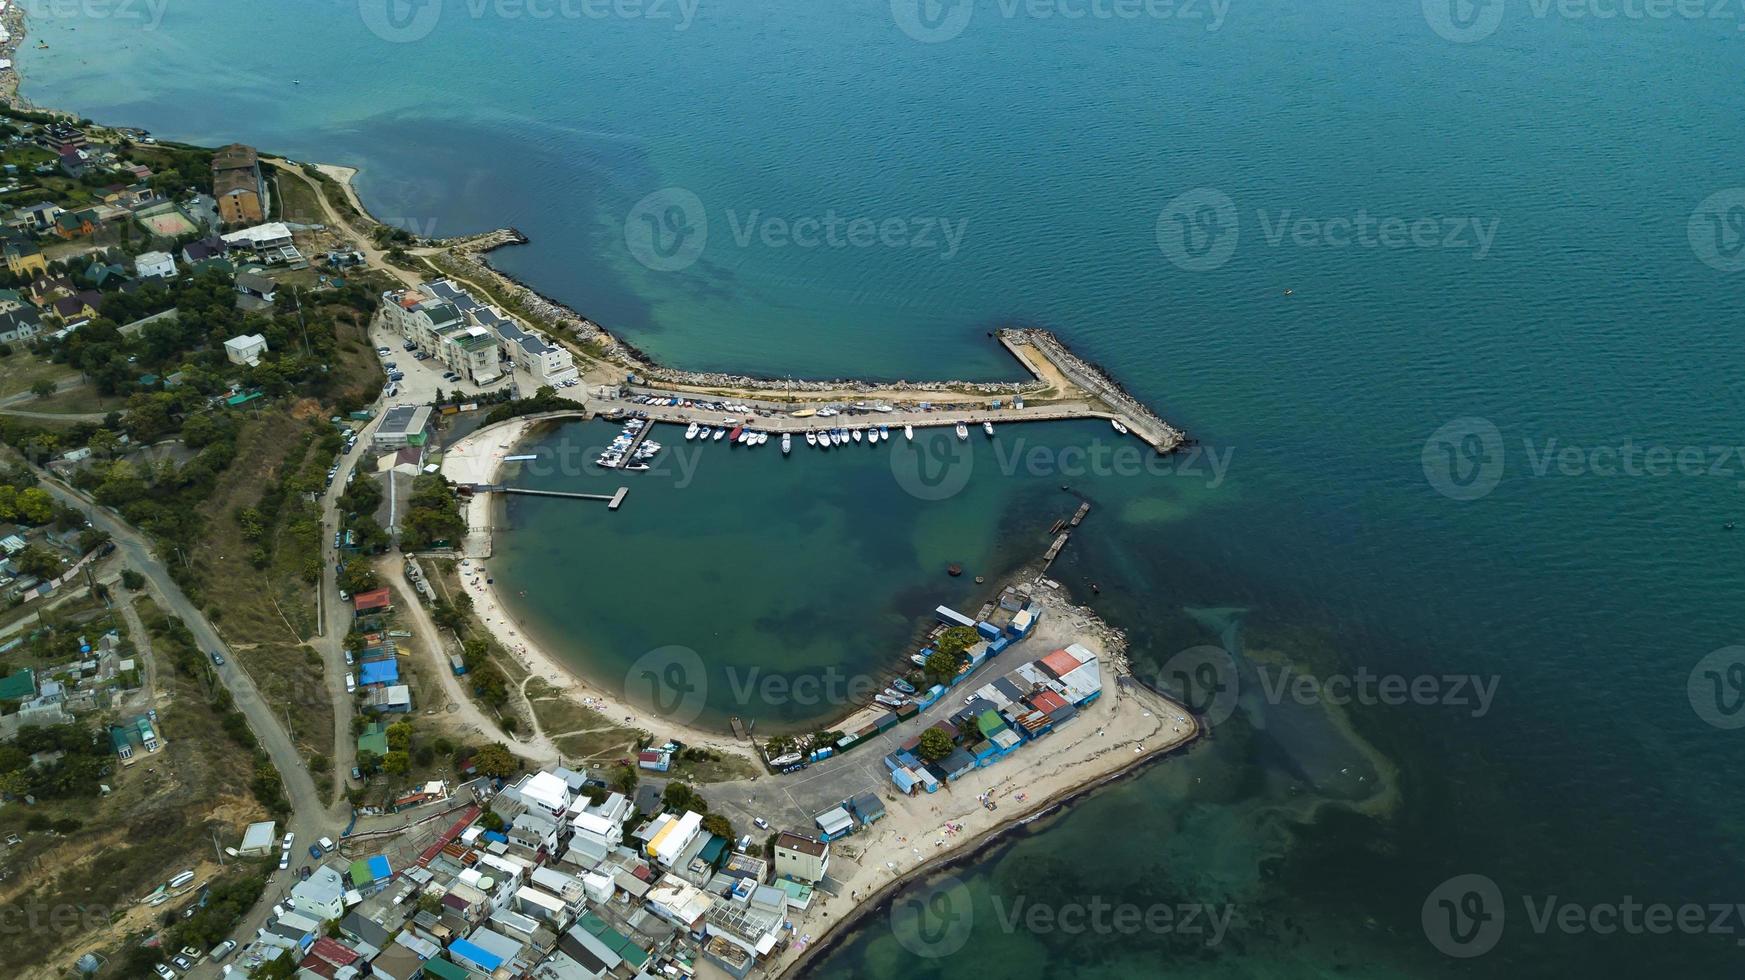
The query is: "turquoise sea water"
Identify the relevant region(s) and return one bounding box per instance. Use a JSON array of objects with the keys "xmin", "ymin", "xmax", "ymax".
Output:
[{"xmin": 23, "ymin": 1, "xmax": 1745, "ymax": 973}]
